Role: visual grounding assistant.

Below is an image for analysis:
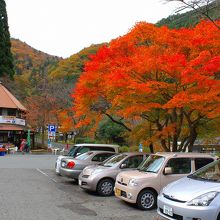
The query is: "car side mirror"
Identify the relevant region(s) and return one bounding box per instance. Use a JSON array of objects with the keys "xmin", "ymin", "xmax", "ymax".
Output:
[
  {"xmin": 164, "ymin": 167, "xmax": 173, "ymax": 175},
  {"xmin": 121, "ymin": 163, "xmax": 127, "ymax": 169}
]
